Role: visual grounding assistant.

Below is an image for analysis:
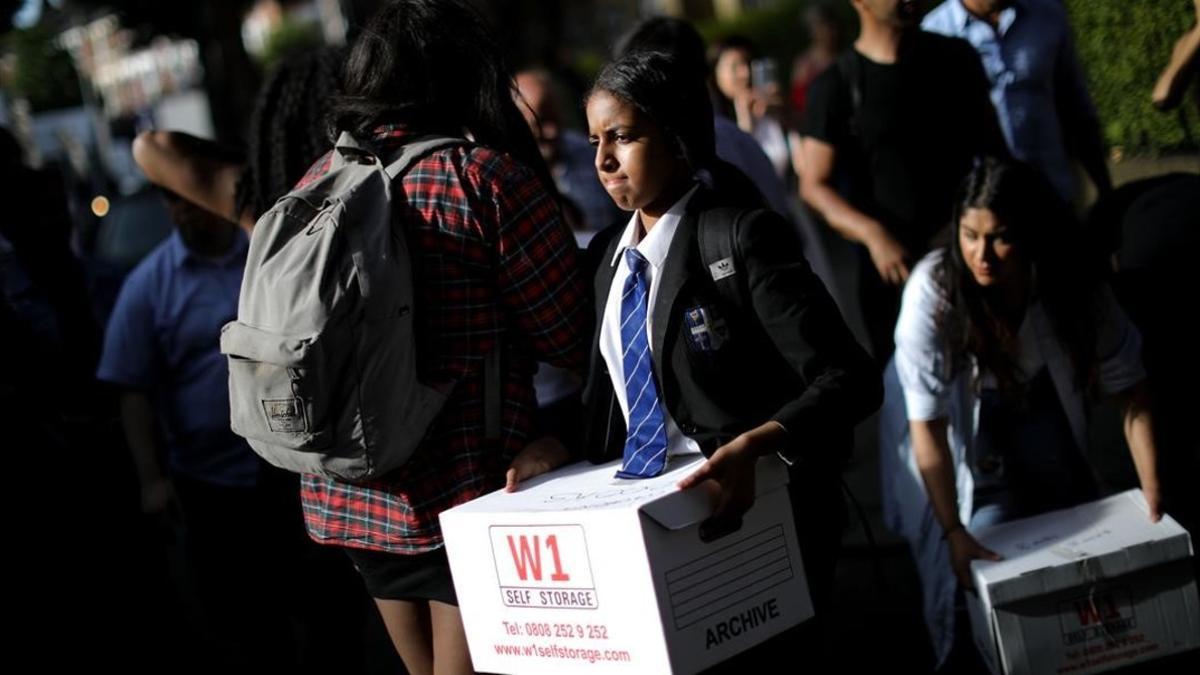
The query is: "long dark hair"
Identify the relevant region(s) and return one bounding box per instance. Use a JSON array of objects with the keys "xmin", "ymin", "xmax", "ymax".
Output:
[
  {"xmin": 236, "ymin": 46, "xmax": 344, "ymax": 219},
  {"xmin": 936, "ymin": 157, "xmax": 1099, "ymax": 397},
  {"xmin": 707, "ymin": 34, "xmax": 756, "ymax": 121},
  {"xmin": 330, "ymin": 0, "xmax": 549, "ymax": 189},
  {"xmin": 589, "ymin": 49, "xmax": 764, "ymax": 209}
]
